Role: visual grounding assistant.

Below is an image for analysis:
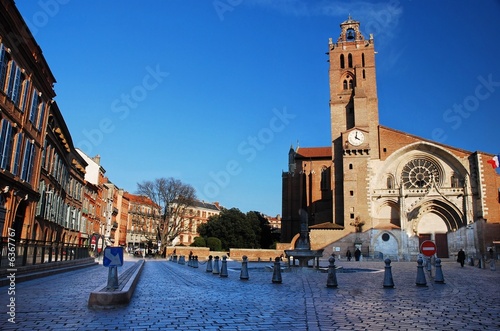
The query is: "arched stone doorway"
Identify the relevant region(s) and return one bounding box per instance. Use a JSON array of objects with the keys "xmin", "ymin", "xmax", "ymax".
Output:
[{"xmin": 410, "ymin": 199, "xmax": 465, "ymax": 258}]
